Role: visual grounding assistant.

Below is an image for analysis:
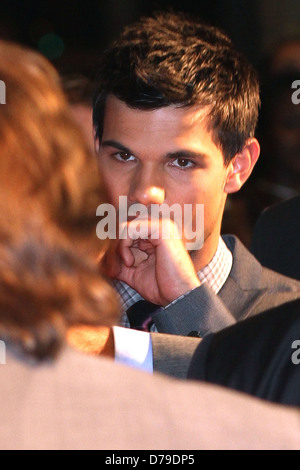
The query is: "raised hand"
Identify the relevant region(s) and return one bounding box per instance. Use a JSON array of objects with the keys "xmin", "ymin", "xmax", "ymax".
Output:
[{"xmin": 105, "ymin": 218, "xmax": 200, "ymax": 306}]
